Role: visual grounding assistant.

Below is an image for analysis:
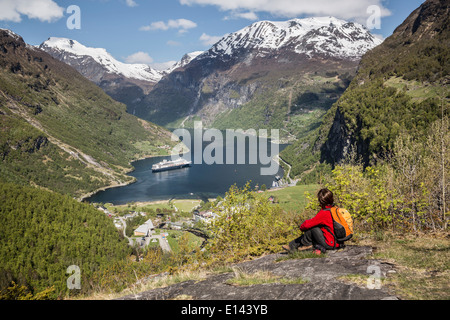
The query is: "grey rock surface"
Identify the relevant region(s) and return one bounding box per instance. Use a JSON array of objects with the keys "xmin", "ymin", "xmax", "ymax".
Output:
[{"xmin": 118, "ymin": 245, "xmax": 398, "ymax": 300}]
